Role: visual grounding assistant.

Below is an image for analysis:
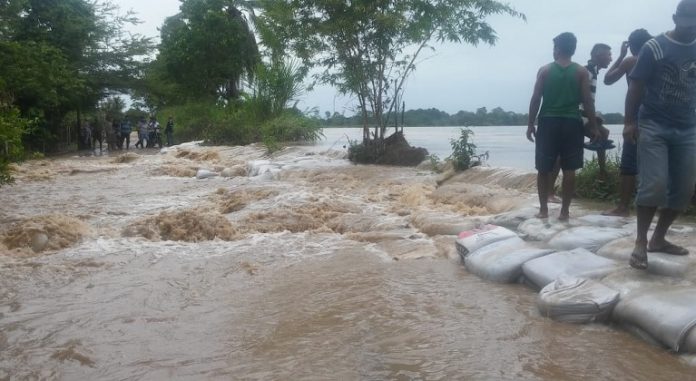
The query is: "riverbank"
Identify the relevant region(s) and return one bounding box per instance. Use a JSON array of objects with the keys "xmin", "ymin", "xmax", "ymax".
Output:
[{"xmin": 1, "ymin": 143, "xmax": 694, "ymax": 379}]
